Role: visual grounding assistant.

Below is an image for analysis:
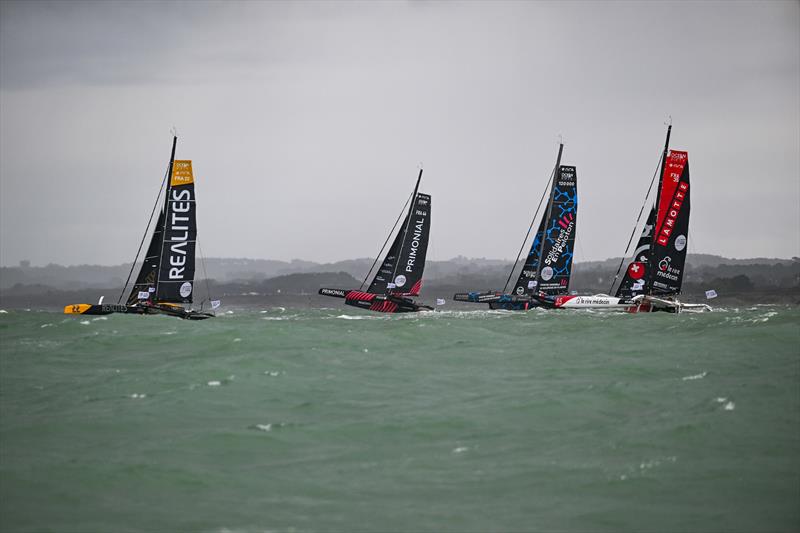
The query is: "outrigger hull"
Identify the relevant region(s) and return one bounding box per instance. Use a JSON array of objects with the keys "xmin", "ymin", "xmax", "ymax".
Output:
[
  {"xmin": 453, "ymin": 292, "xmax": 539, "ymax": 311},
  {"xmin": 319, "ymin": 288, "xmax": 432, "ymax": 314},
  {"xmin": 529, "ymin": 294, "xmax": 711, "ymax": 313},
  {"xmin": 64, "ymin": 302, "xmax": 214, "ymax": 320}
]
